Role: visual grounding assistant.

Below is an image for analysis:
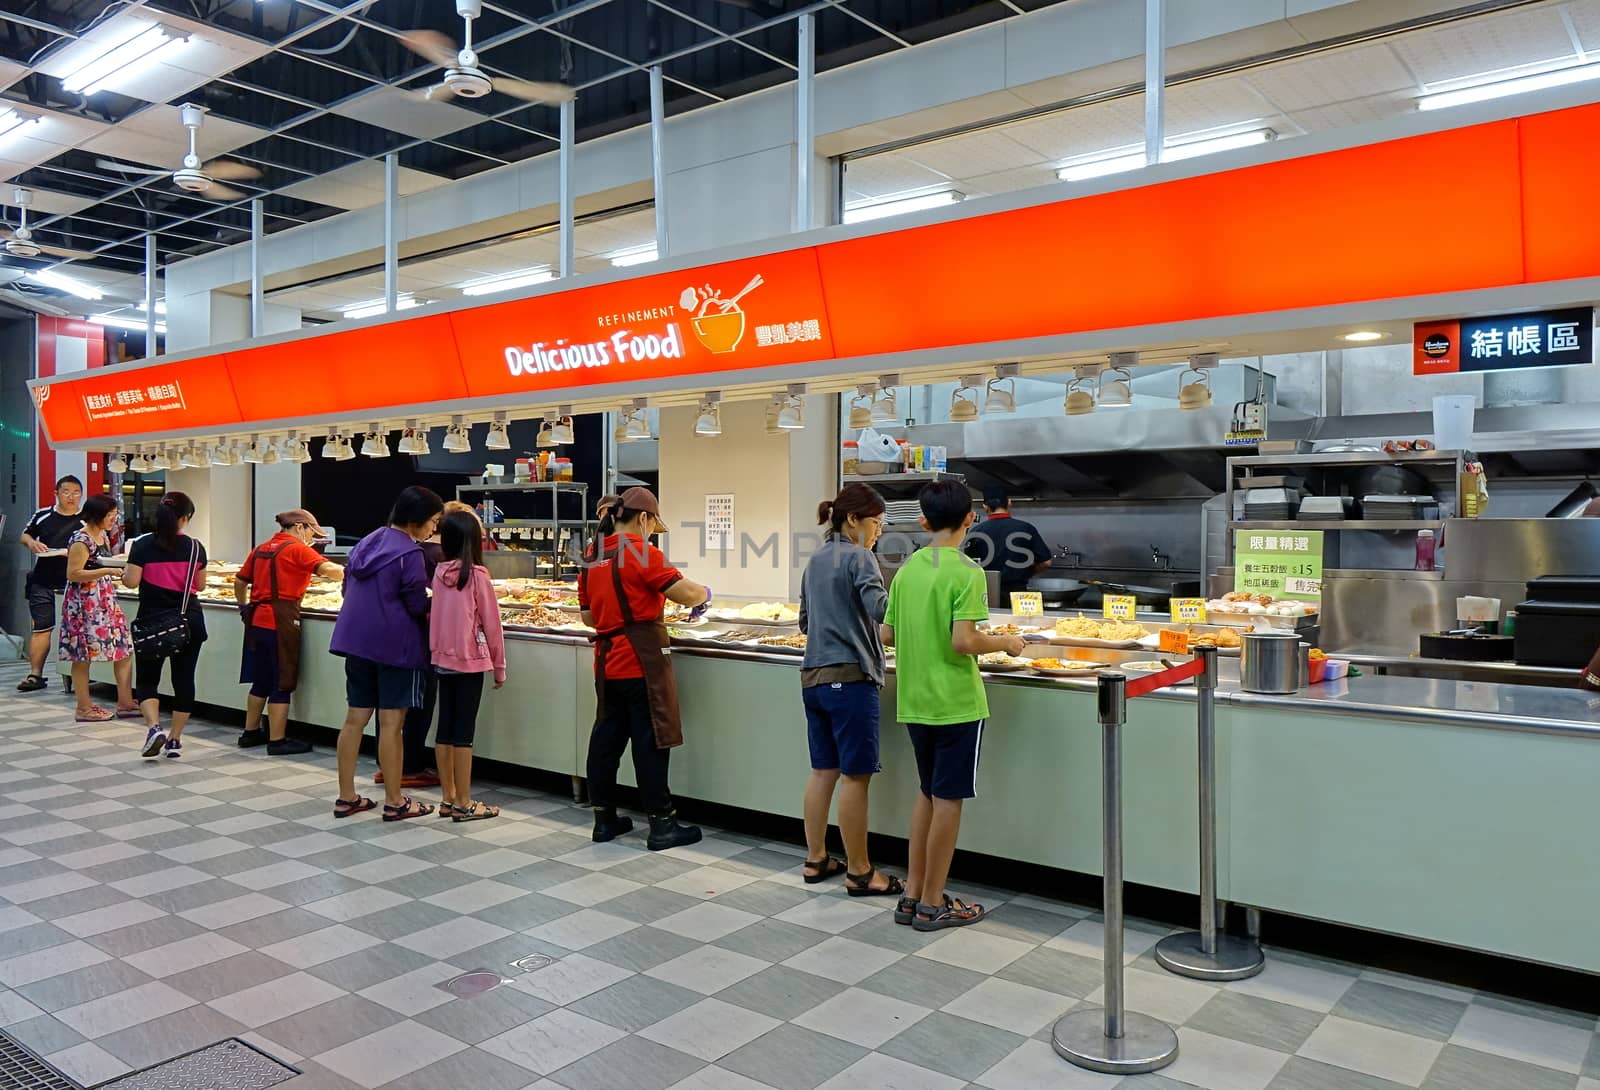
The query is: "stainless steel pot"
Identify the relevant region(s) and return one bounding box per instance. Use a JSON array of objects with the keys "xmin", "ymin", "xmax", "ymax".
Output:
[{"xmin": 1240, "ymin": 631, "xmax": 1302, "ymax": 694}]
